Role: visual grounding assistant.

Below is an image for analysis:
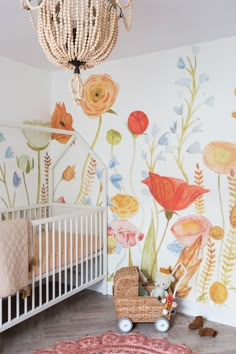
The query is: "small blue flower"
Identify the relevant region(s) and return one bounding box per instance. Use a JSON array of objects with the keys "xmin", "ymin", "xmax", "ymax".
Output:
[
  {"xmin": 141, "ymin": 170, "xmax": 148, "ymax": 179},
  {"xmin": 167, "ymin": 240, "xmax": 184, "ymax": 255},
  {"xmin": 204, "ymin": 96, "xmax": 215, "ymax": 107},
  {"xmin": 85, "ymin": 197, "xmax": 92, "ymax": 205},
  {"xmin": 0, "ymin": 132, "xmax": 5, "ymax": 143},
  {"xmin": 107, "ymin": 196, "xmax": 113, "ymax": 207},
  {"xmin": 95, "ymin": 168, "xmax": 103, "ymax": 180},
  {"xmin": 157, "ymin": 151, "xmax": 167, "ymax": 161},
  {"xmin": 199, "ymin": 73, "xmax": 209, "ymax": 84},
  {"xmin": 151, "ymin": 124, "xmax": 159, "ymax": 137},
  {"xmin": 173, "ymin": 104, "xmax": 183, "ymax": 116},
  {"xmin": 170, "ymin": 121, "xmax": 177, "ymax": 134},
  {"xmin": 142, "ymin": 151, "xmax": 147, "ymax": 160},
  {"xmin": 192, "ymin": 45, "xmax": 200, "ymax": 56},
  {"xmin": 5, "ymin": 146, "xmax": 14, "ymax": 159},
  {"xmin": 158, "ymin": 132, "xmax": 169, "ymax": 146},
  {"xmin": 175, "ymin": 78, "xmax": 191, "ymax": 87},
  {"xmin": 177, "ymin": 57, "xmax": 185, "ymax": 69},
  {"xmin": 110, "ymin": 174, "xmax": 122, "ymax": 190},
  {"xmin": 109, "ymin": 156, "xmax": 119, "ymax": 169},
  {"xmin": 186, "ymin": 141, "xmax": 202, "ymax": 154},
  {"xmin": 191, "ymin": 124, "xmax": 202, "ymax": 134},
  {"xmin": 115, "ymin": 243, "xmax": 123, "ymax": 255},
  {"xmin": 13, "ymin": 171, "xmax": 21, "ymax": 188}
]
